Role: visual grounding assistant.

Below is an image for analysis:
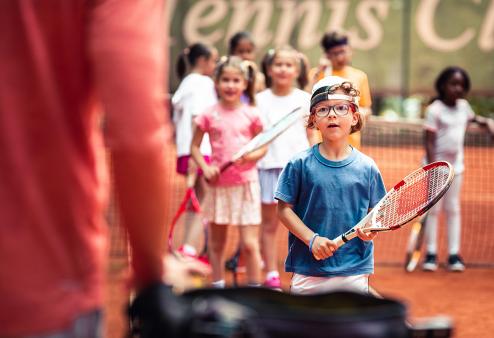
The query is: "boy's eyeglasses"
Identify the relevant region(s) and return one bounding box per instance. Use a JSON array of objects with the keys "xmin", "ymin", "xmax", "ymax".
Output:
[{"xmin": 314, "ymin": 104, "xmax": 351, "ymax": 117}]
